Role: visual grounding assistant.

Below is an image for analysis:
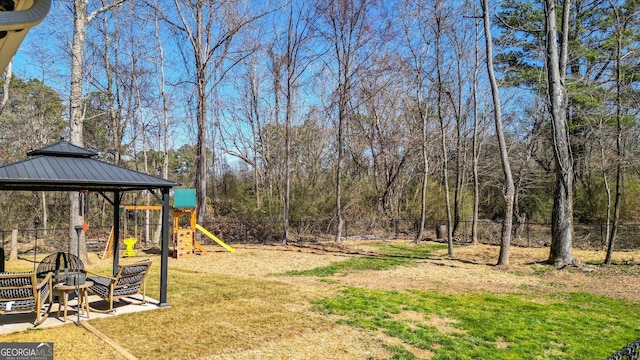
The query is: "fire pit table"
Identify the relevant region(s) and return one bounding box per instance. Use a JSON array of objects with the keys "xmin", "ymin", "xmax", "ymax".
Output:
[
  {"xmin": 36, "ymin": 252, "xmax": 85, "ymax": 283},
  {"xmin": 36, "ymin": 252, "xmax": 90, "ymax": 322}
]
